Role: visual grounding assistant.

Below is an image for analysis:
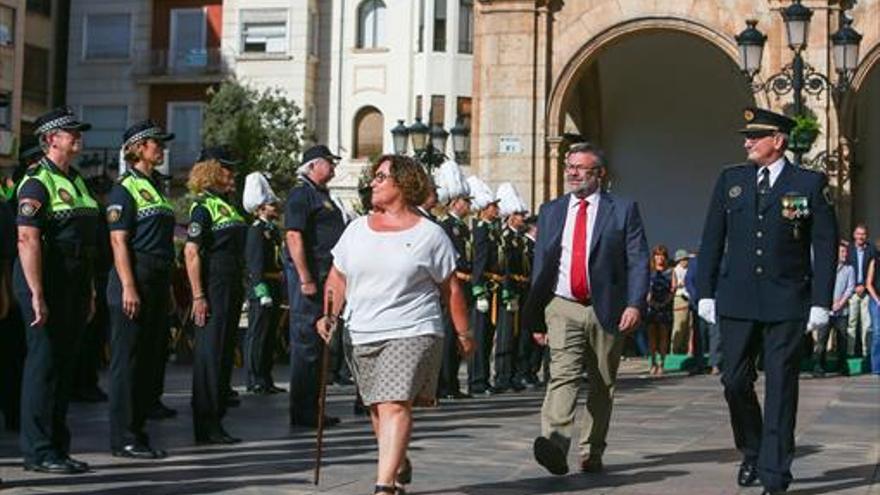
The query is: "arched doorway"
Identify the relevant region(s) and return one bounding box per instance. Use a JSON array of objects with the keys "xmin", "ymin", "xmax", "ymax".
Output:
[
  {"xmin": 553, "ymin": 28, "xmax": 753, "ymax": 251},
  {"xmin": 353, "ymin": 106, "xmax": 384, "ymax": 159},
  {"xmin": 851, "ymin": 58, "xmax": 880, "ymax": 238}
]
